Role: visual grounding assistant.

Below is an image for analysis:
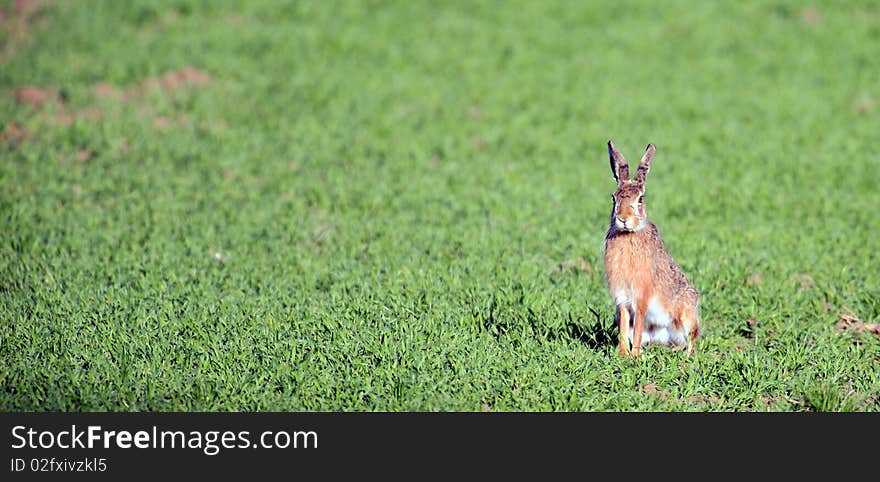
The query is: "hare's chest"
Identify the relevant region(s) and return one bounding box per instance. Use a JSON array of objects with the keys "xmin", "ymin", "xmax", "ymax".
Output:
[{"xmin": 605, "ymin": 258, "xmax": 653, "ymax": 304}]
